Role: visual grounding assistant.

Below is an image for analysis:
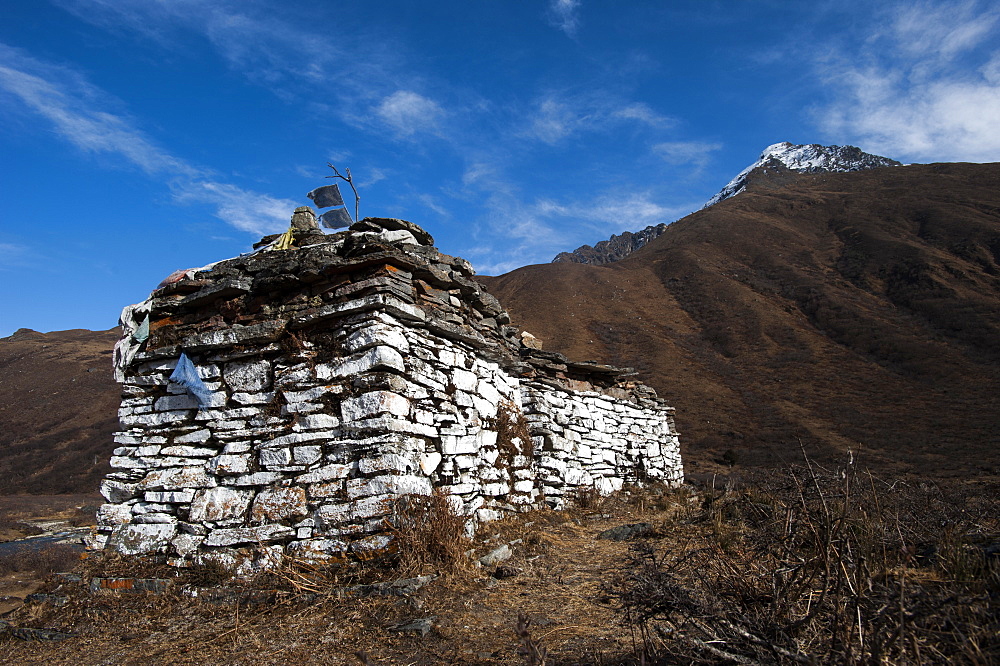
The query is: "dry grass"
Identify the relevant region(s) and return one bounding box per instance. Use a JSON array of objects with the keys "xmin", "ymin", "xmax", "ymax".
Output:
[
  {"xmin": 613, "ymin": 458, "xmax": 1000, "ymax": 664},
  {"xmin": 389, "ymin": 490, "xmax": 476, "ymax": 579},
  {"xmin": 1, "ymin": 469, "xmax": 997, "ymax": 664},
  {"xmin": 0, "ymin": 544, "xmax": 81, "ymax": 577}
]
